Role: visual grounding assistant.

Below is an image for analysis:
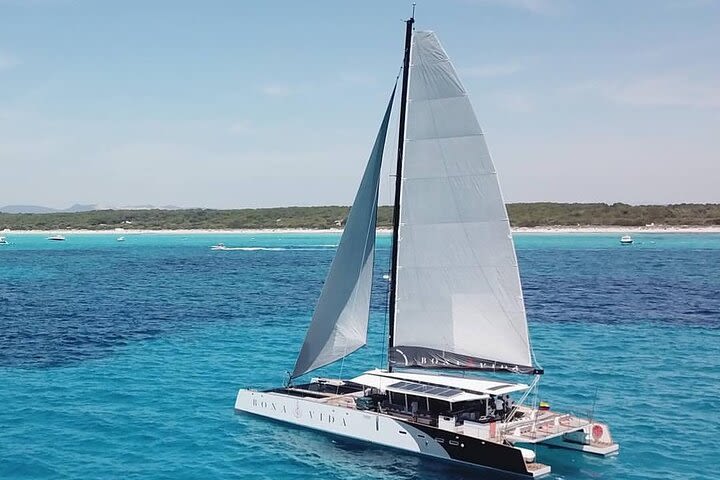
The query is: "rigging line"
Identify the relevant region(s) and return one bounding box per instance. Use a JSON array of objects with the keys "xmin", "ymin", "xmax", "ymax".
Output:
[
  {"xmin": 379, "ymin": 222, "xmax": 391, "ymax": 369},
  {"xmin": 507, "ymin": 374, "xmax": 539, "ymax": 420},
  {"xmin": 530, "ymin": 342, "xmax": 542, "ymax": 371},
  {"xmin": 590, "ymin": 386, "xmax": 599, "ymax": 424},
  {"xmin": 337, "ymin": 341, "xmax": 348, "ymax": 394},
  {"xmin": 531, "ymin": 376, "xmax": 541, "ymax": 450},
  {"xmin": 503, "ymin": 373, "xmax": 540, "ymax": 440},
  {"xmin": 378, "ymin": 72, "xmax": 400, "ymax": 370}
]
